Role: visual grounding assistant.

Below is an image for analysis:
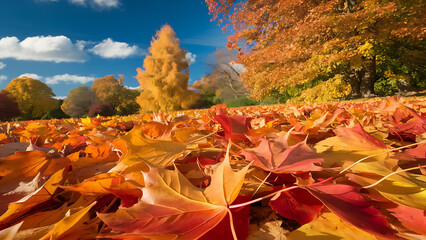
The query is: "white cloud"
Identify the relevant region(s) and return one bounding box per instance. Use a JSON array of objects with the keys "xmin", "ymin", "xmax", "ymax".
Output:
[
  {"xmin": 18, "ymin": 73, "xmax": 43, "ymax": 80},
  {"xmin": 89, "ymin": 38, "xmax": 141, "ymax": 58},
  {"xmin": 0, "ymin": 36, "xmax": 87, "ymax": 63},
  {"xmin": 69, "ymin": 0, "xmax": 120, "ymax": 8},
  {"xmin": 53, "ymin": 96, "xmax": 67, "ymax": 100},
  {"xmin": 0, "ymin": 62, "xmax": 5, "ymax": 70},
  {"xmin": 45, "ymin": 74, "xmax": 95, "ymax": 84},
  {"xmin": 124, "ymin": 85, "xmax": 139, "ymax": 90},
  {"xmin": 185, "ymin": 52, "xmax": 196, "ymax": 65},
  {"xmin": 69, "ymin": 0, "xmax": 86, "ymax": 5},
  {"xmin": 0, "ymin": 75, "xmax": 7, "ymax": 81}
]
